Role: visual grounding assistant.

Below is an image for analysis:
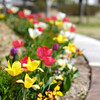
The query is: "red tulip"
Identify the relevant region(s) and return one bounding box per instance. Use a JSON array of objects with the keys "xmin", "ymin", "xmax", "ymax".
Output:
[
  {"xmin": 37, "ymin": 46, "xmax": 52, "ymax": 59},
  {"xmin": 63, "ymin": 17, "xmax": 69, "ymax": 22},
  {"xmin": 27, "ymin": 14, "xmax": 35, "ymax": 20},
  {"xmin": 69, "ymin": 24, "xmax": 76, "ymax": 32},
  {"xmin": 43, "ymin": 56, "xmax": 56, "ymax": 66},
  {"xmin": 8, "ymin": 9, "xmax": 13, "ymax": 14},
  {"xmin": 37, "ymin": 13, "xmax": 42, "ymax": 18},
  {"xmin": 20, "ymin": 56, "xmax": 34, "ymax": 69},
  {"xmin": 18, "ymin": 11, "xmax": 26, "ymax": 18},
  {"xmin": 33, "ymin": 19, "xmax": 39, "ymax": 24},
  {"xmin": 44, "ymin": 17, "xmax": 50, "ymax": 22},
  {"xmin": 12, "ymin": 40, "xmax": 24, "ymax": 48},
  {"xmin": 51, "ymin": 15, "xmax": 57, "ymax": 21},
  {"xmin": 37, "ymin": 27, "xmax": 44, "ymax": 32}
]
